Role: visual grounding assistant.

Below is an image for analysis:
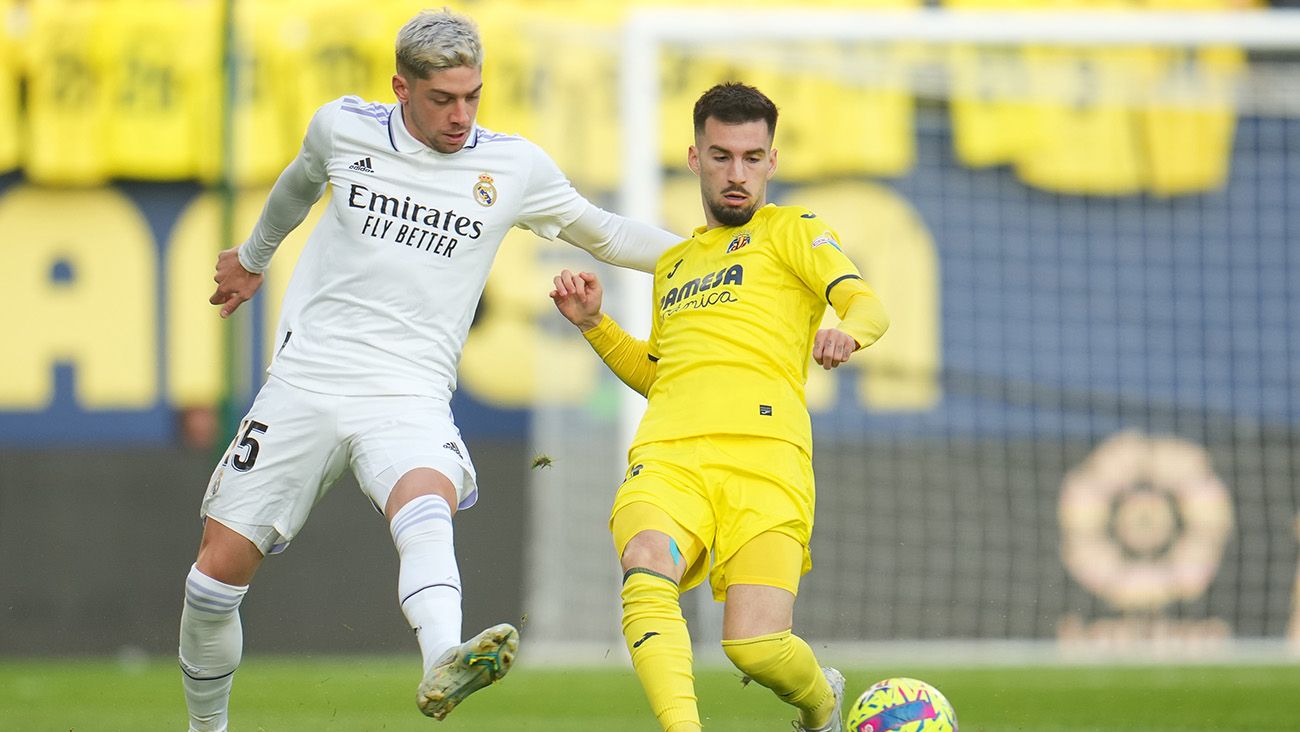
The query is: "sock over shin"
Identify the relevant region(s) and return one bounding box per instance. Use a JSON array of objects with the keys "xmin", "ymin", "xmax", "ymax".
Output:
[
  {"xmin": 390, "ymin": 494, "xmax": 462, "ymax": 670},
  {"xmin": 179, "ymin": 564, "xmax": 248, "ymax": 732},
  {"xmin": 721, "ymin": 630, "xmax": 836, "ymax": 729},
  {"xmin": 621, "ymin": 568, "xmax": 700, "ymax": 732}
]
